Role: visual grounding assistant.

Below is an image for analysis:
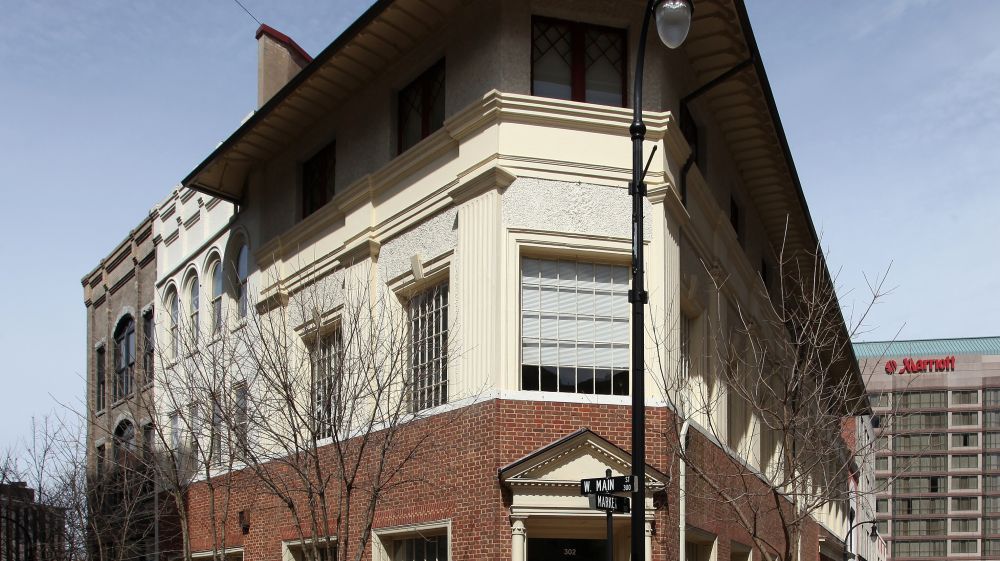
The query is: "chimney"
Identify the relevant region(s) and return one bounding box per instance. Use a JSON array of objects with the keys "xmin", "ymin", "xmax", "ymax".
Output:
[{"xmin": 255, "ymin": 24, "xmax": 313, "ymax": 108}]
